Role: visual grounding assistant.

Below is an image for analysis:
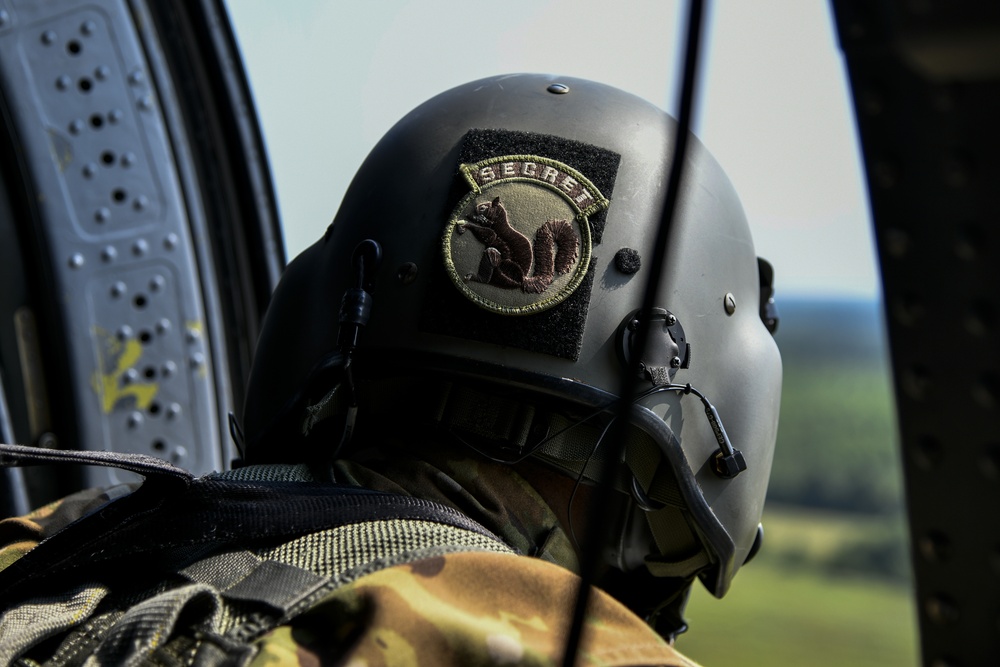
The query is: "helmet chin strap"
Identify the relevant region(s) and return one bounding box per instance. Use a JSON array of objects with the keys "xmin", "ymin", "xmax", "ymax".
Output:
[{"xmin": 418, "ymin": 372, "xmax": 739, "ymax": 580}]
